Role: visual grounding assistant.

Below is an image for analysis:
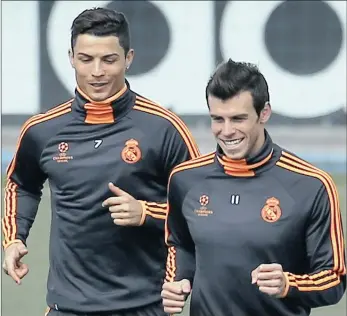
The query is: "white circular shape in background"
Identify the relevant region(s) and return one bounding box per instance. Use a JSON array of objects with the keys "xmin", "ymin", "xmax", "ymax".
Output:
[{"xmin": 220, "ymin": 1, "xmax": 346, "ymax": 118}]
